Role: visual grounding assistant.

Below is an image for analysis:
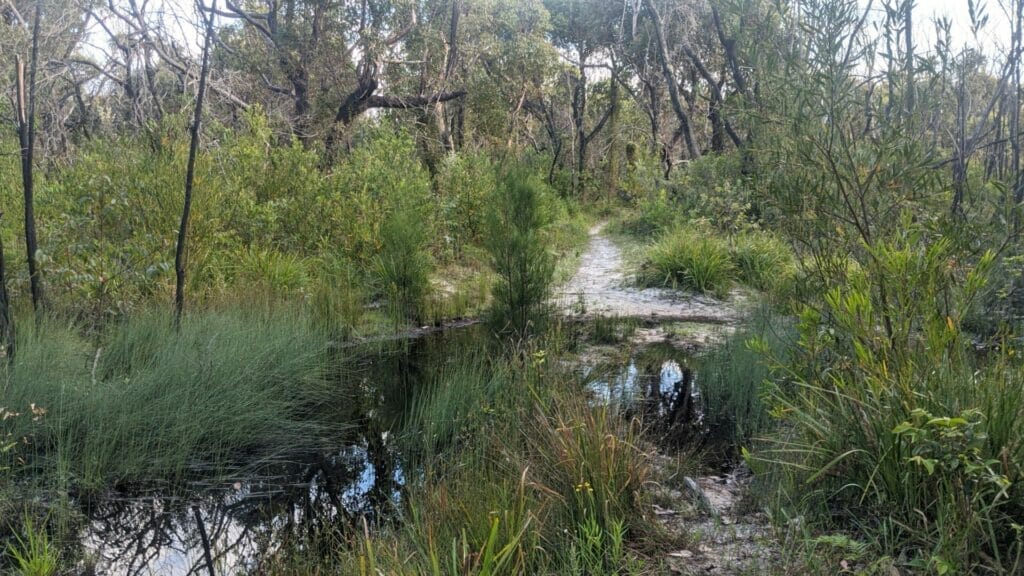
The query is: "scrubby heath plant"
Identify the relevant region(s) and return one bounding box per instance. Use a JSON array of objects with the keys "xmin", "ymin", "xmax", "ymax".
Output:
[
  {"xmin": 748, "ymin": 185, "xmax": 1024, "ymax": 568},
  {"xmin": 485, "ymin": 169, "xmax": 557, "ymax": 342},
  {"xmin": 0, "ymin": 113, "xmax": 591, "ymax": 334},
  {"xmin": 734, "ymin": 2, "xmax": 1024, "ymax": 561}
]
